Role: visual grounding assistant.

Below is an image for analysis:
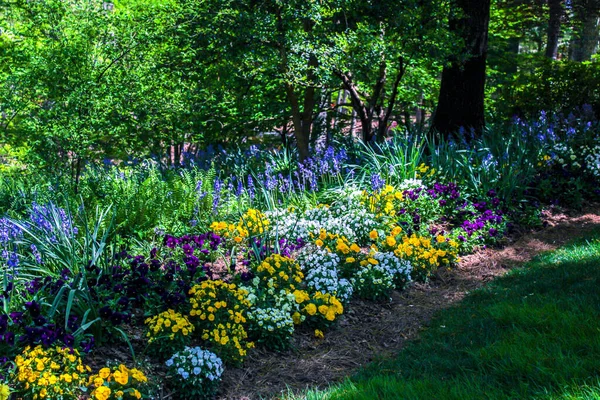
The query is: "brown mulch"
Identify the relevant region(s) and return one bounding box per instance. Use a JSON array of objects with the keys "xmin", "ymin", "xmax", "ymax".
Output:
[{"xmin": 217, "ymin": 204, "xmax": 600, "ymax": 400}]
